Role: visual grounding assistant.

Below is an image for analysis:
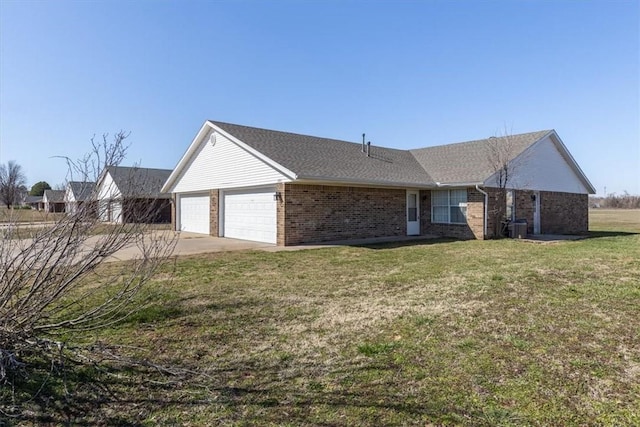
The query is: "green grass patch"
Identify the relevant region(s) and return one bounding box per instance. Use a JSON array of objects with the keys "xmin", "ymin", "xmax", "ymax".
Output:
[{"xmin": 7, "ymin": 209, "xmax": 640, "ymax": 425}]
